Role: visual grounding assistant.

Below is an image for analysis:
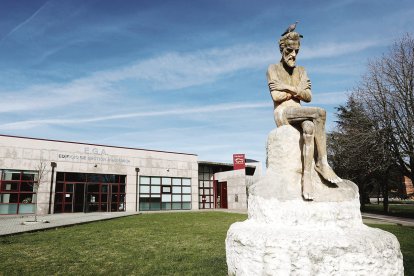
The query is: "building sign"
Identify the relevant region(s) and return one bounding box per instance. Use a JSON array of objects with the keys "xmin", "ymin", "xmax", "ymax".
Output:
[
  {"xmin": 57, "ymin": 147, "xmax": 131, "ymax": 164},
  {"xmin": 233, "ymin": 154, "xmax": 245, "ymax": 170}
]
